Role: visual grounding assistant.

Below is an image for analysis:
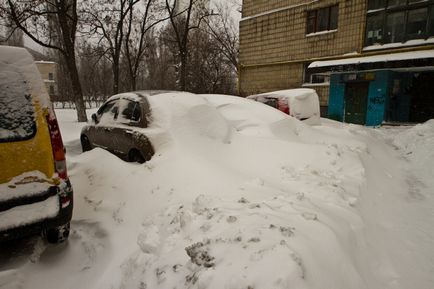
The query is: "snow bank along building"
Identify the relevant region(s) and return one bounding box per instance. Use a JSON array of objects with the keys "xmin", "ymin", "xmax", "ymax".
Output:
[{"xmin": 239, "ymin": 0, "xmax": 434, "ymax": 125}]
